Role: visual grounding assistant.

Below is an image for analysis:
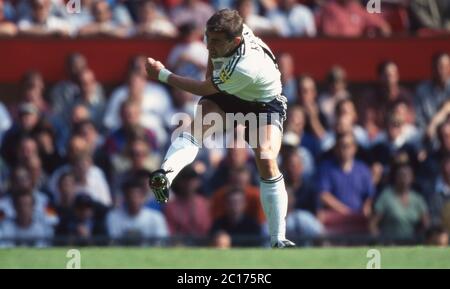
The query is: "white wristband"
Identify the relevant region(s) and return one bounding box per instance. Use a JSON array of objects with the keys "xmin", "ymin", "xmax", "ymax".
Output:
[{"xmin": 158, "ymin": 68, "xmax": 172, "ymax": 83}]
